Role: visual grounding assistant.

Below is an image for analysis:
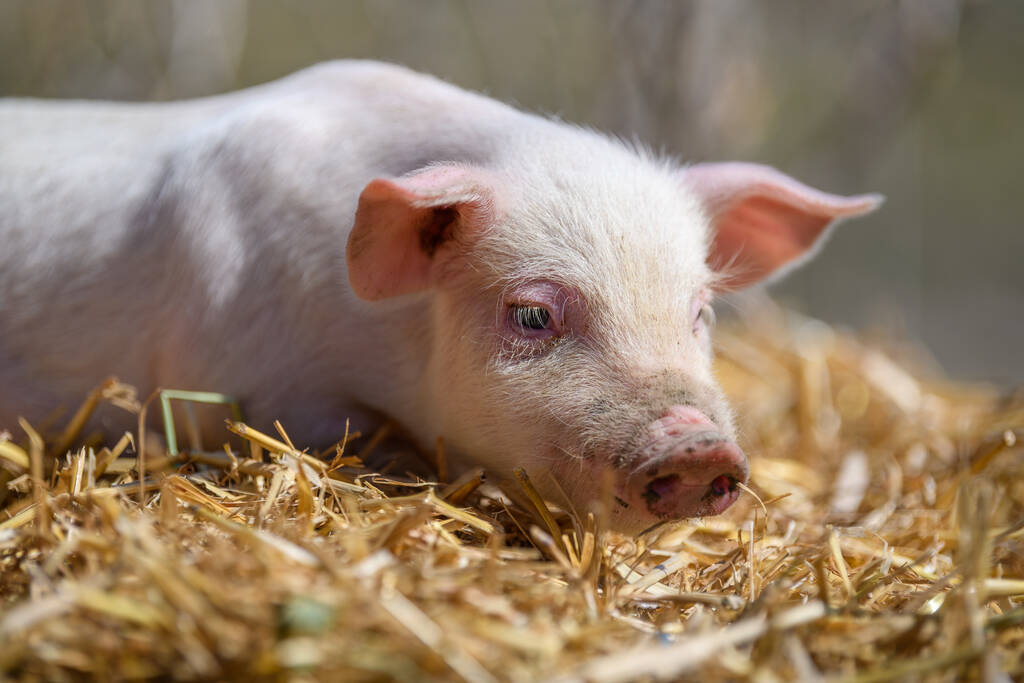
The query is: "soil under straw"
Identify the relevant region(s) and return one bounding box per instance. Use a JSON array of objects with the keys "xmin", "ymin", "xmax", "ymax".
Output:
[{"xmin": 1, "ymin": 307, "xmax": 1022, "ymax": 682}]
